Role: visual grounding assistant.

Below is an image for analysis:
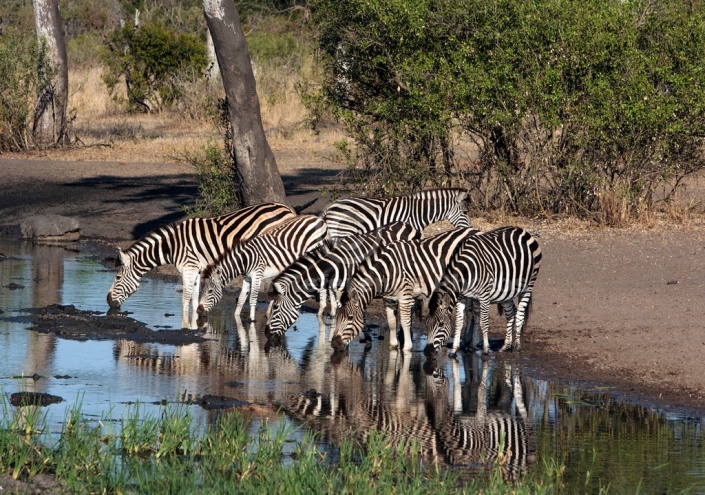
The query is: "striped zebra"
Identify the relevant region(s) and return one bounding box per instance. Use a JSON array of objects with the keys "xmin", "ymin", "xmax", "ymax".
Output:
[
  {"xmin": 424, "ymin": 226, "xmax": 542, "ymax": 356},
  {"xmin": 331, "ymin": 227, "xmax": 480, "ymax": 352},
  {"xmin": 321, "ymin": 188, "xmax": 470, "ymax": 238},
  {"xmin": 107, "ymin": 202, "xmax": 296, "ymax": 330},
  {"xmin": 264, "ymin": 221, "xmax": 421, "ymax": 342},
  {"xmin": 196, "ymin": 215, "xmax": 328, "ymax": 321}
]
